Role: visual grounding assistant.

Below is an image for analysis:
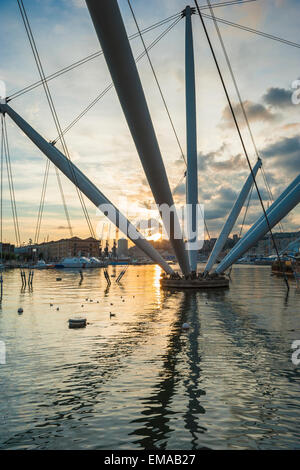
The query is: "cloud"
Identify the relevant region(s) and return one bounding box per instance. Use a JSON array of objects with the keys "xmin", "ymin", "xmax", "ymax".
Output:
[
  {"xmin": 220, "ymin": 100, "xmax": 279, "ymax": 128},
  {"xmin": 263, "ymin": 87, "xmax": 293, "ymax": 109},
  {"xmin": 261, "ymin": 136, "xmax": 300, "ymax": 172},
  {"xmin": 198, "ymin": 147, "xmax": 248, "ymax": 173}
]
